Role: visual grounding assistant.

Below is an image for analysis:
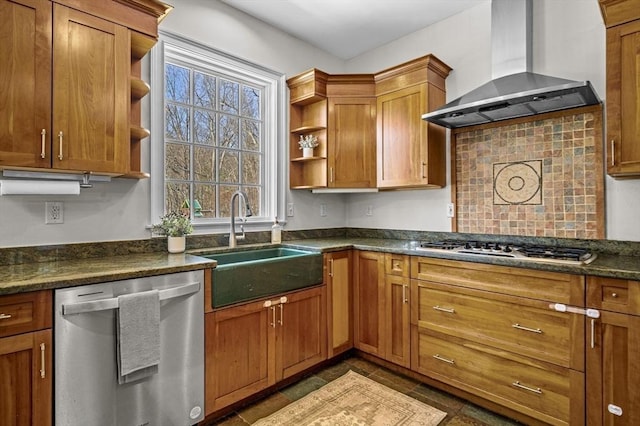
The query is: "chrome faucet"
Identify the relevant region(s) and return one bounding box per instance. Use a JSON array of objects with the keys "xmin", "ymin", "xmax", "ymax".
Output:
[{"xmin": 229, "ymin": 190, "xmax": 253, "ymax": 248}]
